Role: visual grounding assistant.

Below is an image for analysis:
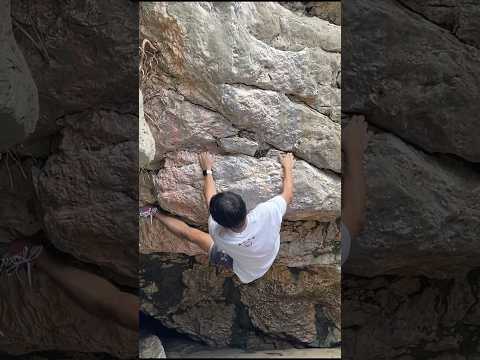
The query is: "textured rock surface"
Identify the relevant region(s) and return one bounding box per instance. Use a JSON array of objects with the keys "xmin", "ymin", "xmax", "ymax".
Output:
[
  {"xmin": 139, "ymin": 90, "xmax": 156, "ymax": 168},
  {"xmin": 139, "ymin": 333, "xmax": 166, "ymax": 359},
  {"xmin": 398, "ymin": 0, "xmax": 480, "ymax": 49},
  {"xmin": 140, "ymin": 217, "xmax": 339, "ymax": 268},
  {"xmin": 0, "ymin": 270, "xmax": 136, "ymax": 358},
  {"xmin": 1, "ymin": 1, "xmax": 138, "ymax": 358},
  {"xmin": 10, "ymin": 0, "xmax": 138, "ymax": 139},
  {"xmin": 280, "ymin": 2, "xmax": 341, "ymax": 25},
  {"xmin": 140, "ymin": 254, "xmax": 340, "ymax": 349},
  {"xmin": 0, "ymin": 0, "xmax": 38, "ymax": 151},
  {"xmin": 139, "ymin": 2, "xmax": 341, "ymax": 353},
  {"xmin": 33, "ymin": 111, "xmax": 138, "ymax": 286},
  {"xmin": 140, "ymin": 1, "xmax": 341, "ymax": 172},
  {"xmin": 0, "ymin": 157, "xmax": 41, "ymax": 243},
  {"xmin": 344, "ymin": 132, "xmax": 480, "ymax": 277},
  {"xmin": 342, "ymin": 0, "xmax": 480, "ymax": 358},
  {"xmin": 343, "ymin": 0, "xmax": 480, "ymax": 163},
  {"xmin": 343, "ymin": 271, "xmax": 480, "ymax": 360},
  {"xmin": 154, "ymin": 151, "xmax": 340, "ymax": 225}
]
